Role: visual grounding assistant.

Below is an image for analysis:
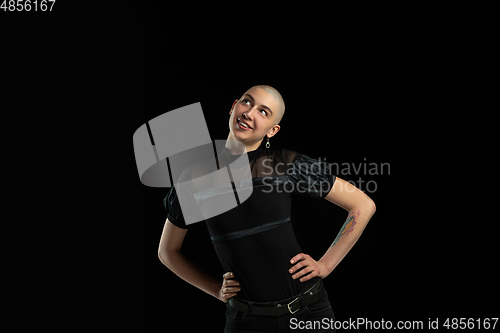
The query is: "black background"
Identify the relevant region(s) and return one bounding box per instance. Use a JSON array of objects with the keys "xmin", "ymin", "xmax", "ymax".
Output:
[
  {"xmin": 137, "ymin": 2, "xmax": 498, "ymax": 332},
  {"xmin": 1, "ymin": 1, "xmax": 496, "ymax": 332}
]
